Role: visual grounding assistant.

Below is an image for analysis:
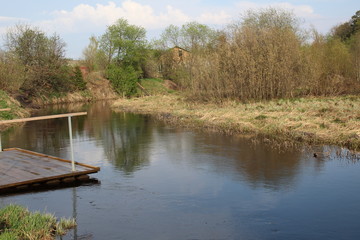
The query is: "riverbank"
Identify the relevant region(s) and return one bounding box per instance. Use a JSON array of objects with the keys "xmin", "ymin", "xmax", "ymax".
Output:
[
  {"xmin": 0, "ymin": 204, "xmax": 75, "ymax": 239},
  {"xmin": 113, "ymin": 94, "xmax": 360, "ymax": 151},
  {"xmin": 30, "ymin": 72, "xmax": 118, "ymax": 107},
  {"xmin": 0, "ymin": 91, "xmax": 29, "ymax": 124}
]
